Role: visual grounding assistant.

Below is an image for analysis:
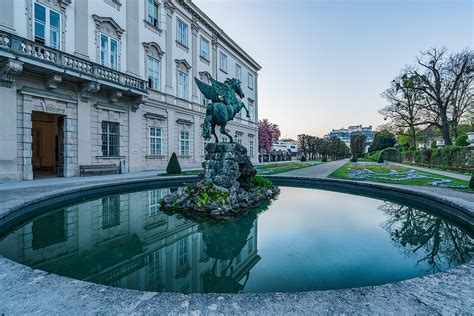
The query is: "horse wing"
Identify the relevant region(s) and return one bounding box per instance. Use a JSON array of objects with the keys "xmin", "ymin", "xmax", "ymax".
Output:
[
  {"xmin": 195, "ymin": 77, "xmax": 221, "ymax": 102},
  {"xmin": 210, "ymin": 78, "xmax": 235, "ymax": 105}
]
